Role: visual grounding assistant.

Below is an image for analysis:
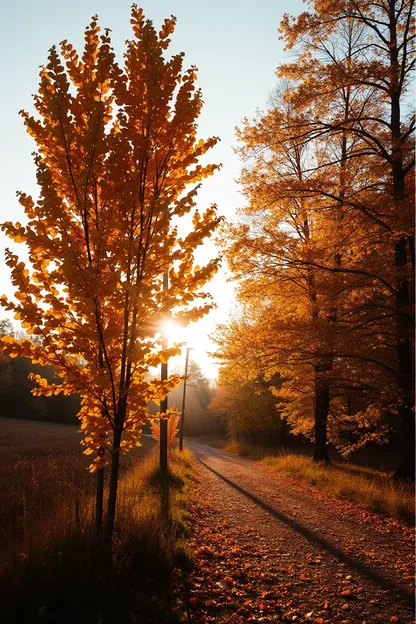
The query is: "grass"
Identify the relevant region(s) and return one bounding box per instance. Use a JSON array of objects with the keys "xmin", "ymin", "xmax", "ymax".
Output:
[
  {"xmin": 0, "ymin": 418, "xmax": 197, "ymax": 623},
  {"xmin": 261, "ymin": 453, "xmax": 415, "ymax": 524},
  {"xmin": 0, "ymin": 417, "xmax": 84, "ymax": 455},
  {"xmin": 223, "ymin": 441, "xmax": 265, "ymax": 459}
]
